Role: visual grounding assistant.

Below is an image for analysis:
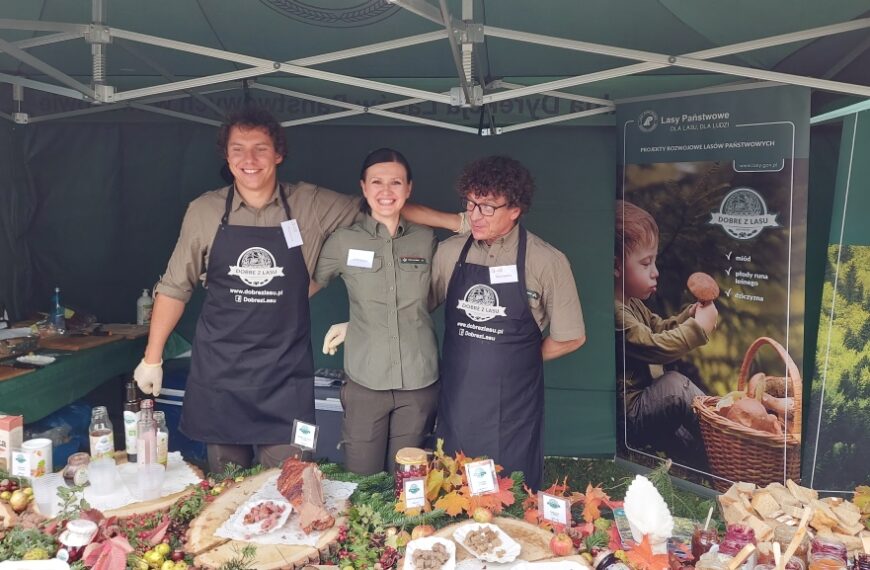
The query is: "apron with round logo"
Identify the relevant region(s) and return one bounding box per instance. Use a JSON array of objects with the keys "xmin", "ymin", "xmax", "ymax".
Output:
[
  {"xmin": 436, "ymin": 226, "xmax": 545, "ymax": 489},
  {"xmin": 180, "ymin": 186, "xmax": 314, "ymax": 444}
]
